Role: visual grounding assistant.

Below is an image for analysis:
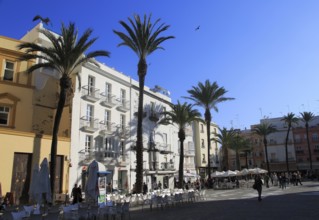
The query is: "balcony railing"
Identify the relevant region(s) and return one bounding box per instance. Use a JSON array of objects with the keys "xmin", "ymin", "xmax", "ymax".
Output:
[
  {"xmin": 99, "ymin": 120, "xmax": 115, "ymax": 136},
  {"xmin": 100, "ymin": 92, "xmax": 117, "ymax": 108},
  {"xmin": 184, "ymin": 149, "xmax": 195, "ymax": 156},
  {"xmin": 157, "ymin": 143, "xmax": 172, "ymax": 154},
  {"xmin": 184, "ymin": 163, "xmax": 195, "ymax": 169},
  {"xmin": 80, "ymin": 116, "xmax": 99, "ymax": 133},
  {"xmin": 116, "ymin": 99, "xmax": 130, "ymax": 112},
  {"xmin": 149, "ymin": 162, "xmax": 159, "ymax": 171},
  {"xmin": 81, "ymin": 85, "xmax": 100, "ymax": 102},
  {"xmin": 79, "ymin": 151, "xmax": 95, "ymax": 164},
  {"xmin": 160, "ymin": 162, "xmax": 175, "ymax": 170}
]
